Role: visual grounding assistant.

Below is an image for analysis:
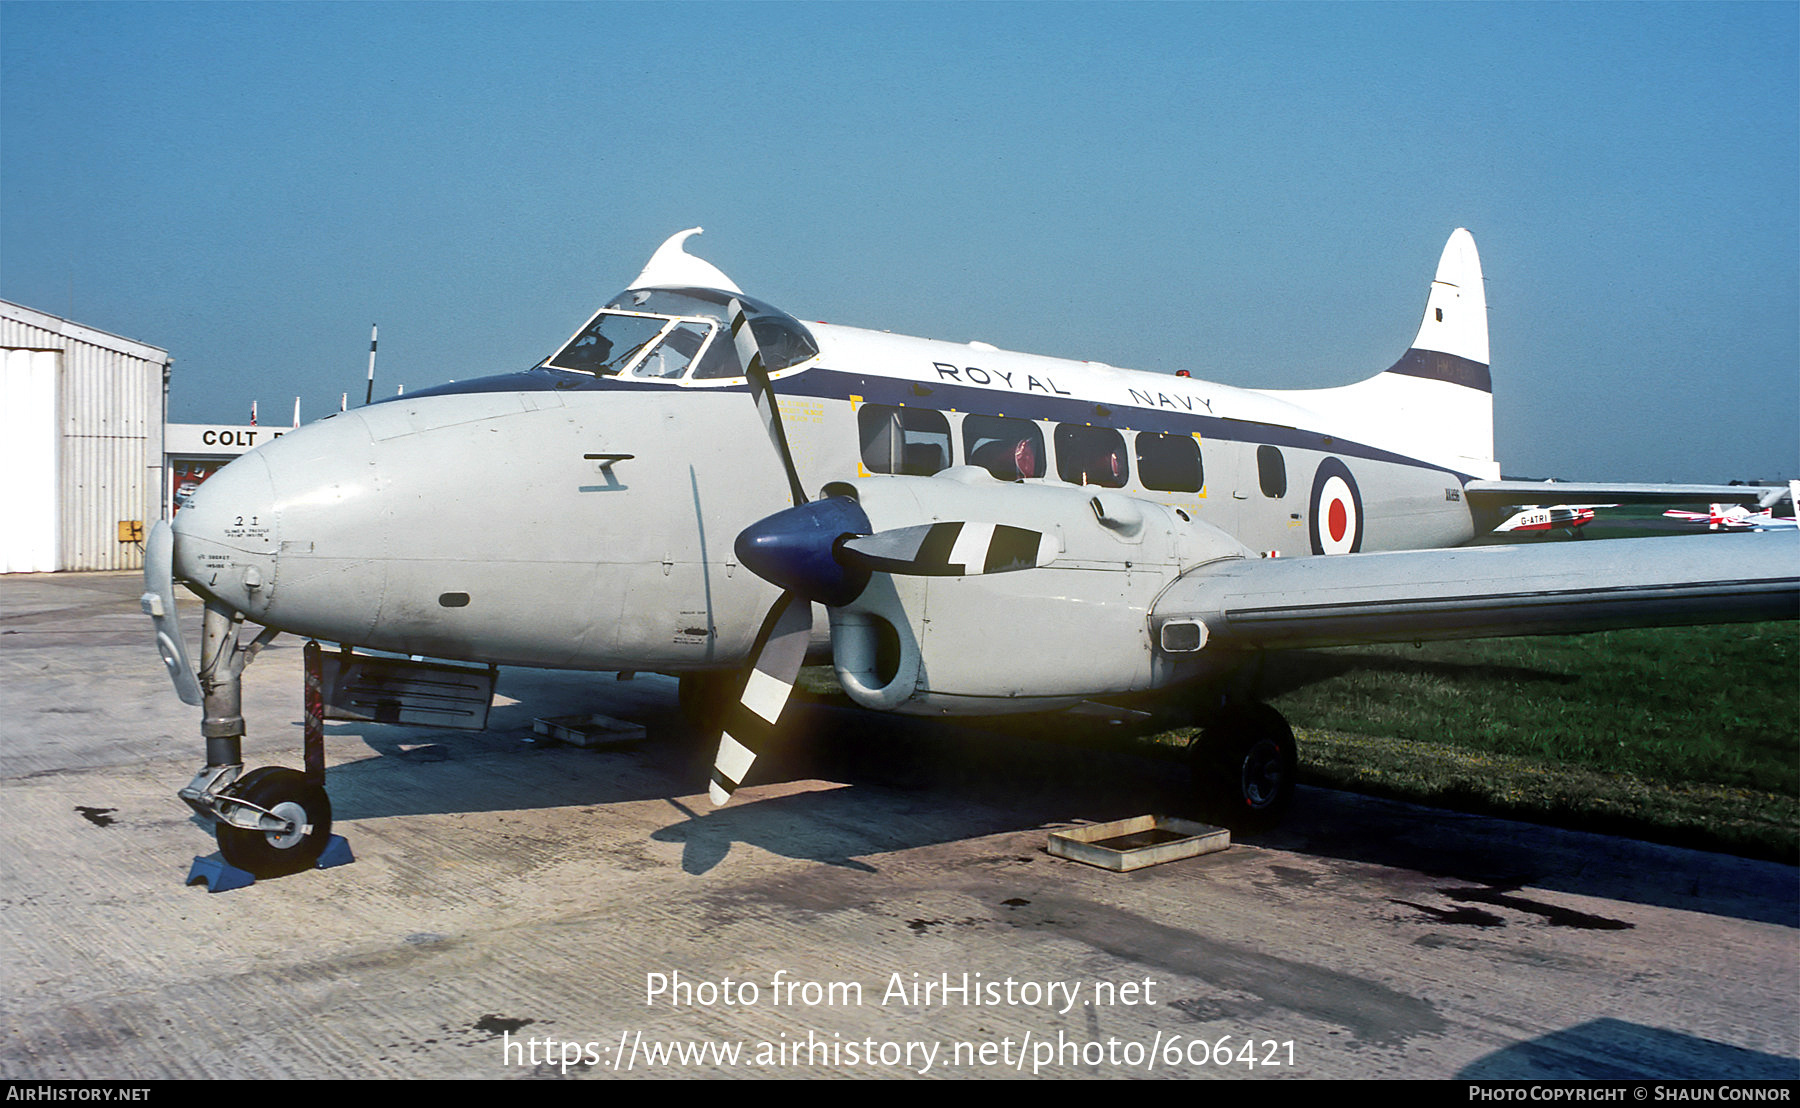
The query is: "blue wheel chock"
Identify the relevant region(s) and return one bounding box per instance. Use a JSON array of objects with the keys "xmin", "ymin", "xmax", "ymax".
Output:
[{"xmin": 185, "ymin": 834, "xmax": 355, "ymax": 892}]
